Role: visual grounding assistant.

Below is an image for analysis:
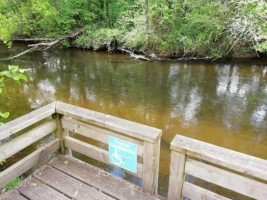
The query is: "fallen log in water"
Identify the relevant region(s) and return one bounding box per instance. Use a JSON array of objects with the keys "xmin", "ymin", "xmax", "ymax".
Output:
[
  {"xmin": 11, "ymin": 38, "xmax": 54, "ymax": 42},
  {"xmin": 120, "ymin": 49, "xmax": 151, "ymax": 61},
  {"xmin": 1, "ymin": 29, "xmax": 83, "ymax": 60}
]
